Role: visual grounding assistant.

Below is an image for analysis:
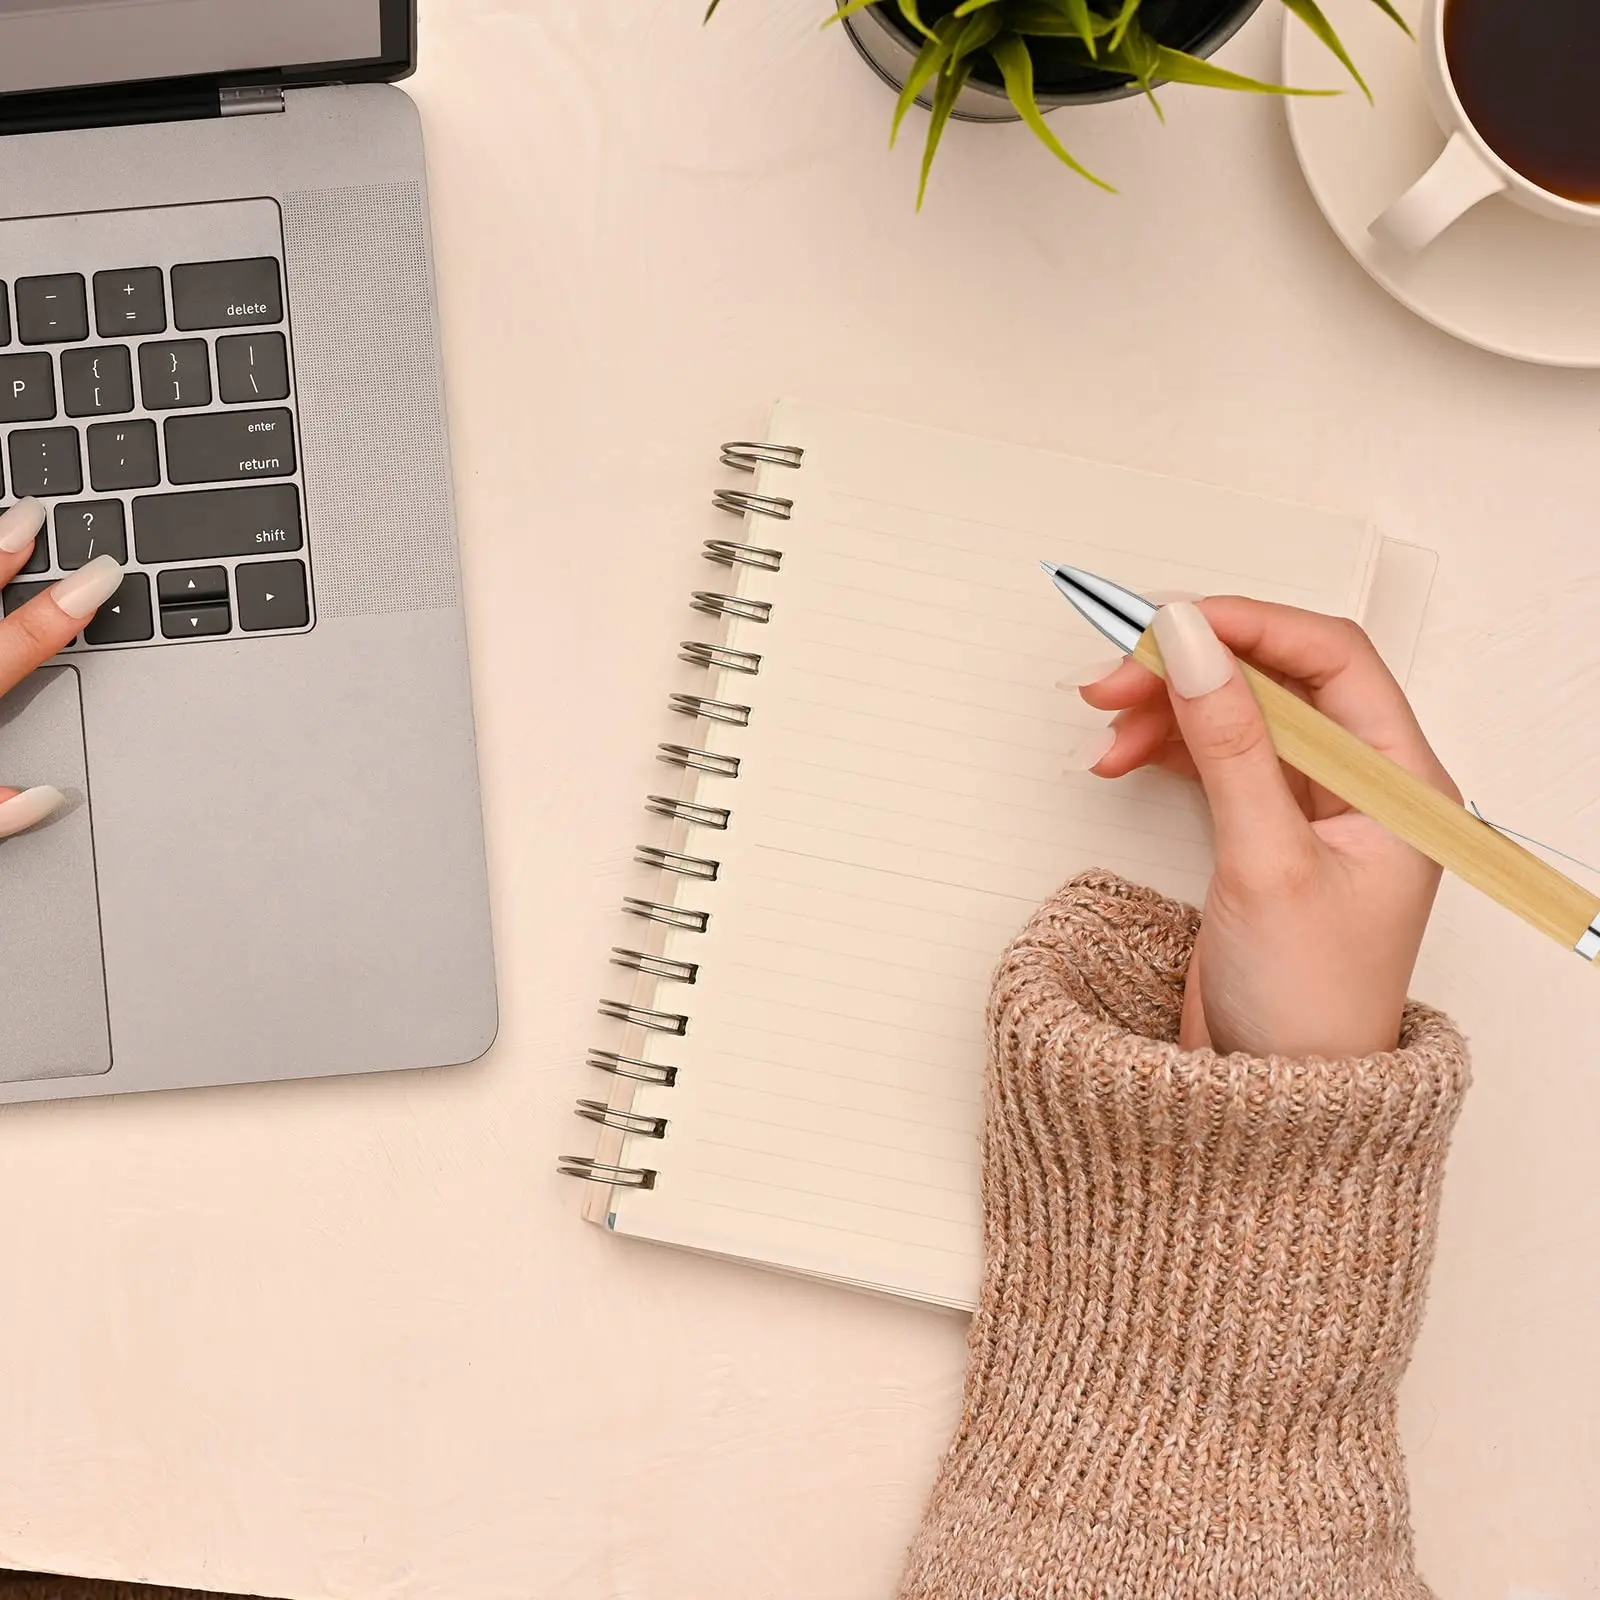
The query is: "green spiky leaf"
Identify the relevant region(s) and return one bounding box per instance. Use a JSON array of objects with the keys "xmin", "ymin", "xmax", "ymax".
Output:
[
  {"xmin": 988, "ymin": 34, "xmax": 1114, "ymax": 191},
  {"xmin": 825, "ymin": 0, "xmax": 889, "ymax": 25},
  {"xmin": 890, "ymin": 22, "xmax": 959, "ymax": 146},
  {"xmin": 1280, "ymin": 0, "xmax": 1371, "ymax": 99},
  {"xmin": 916, "ymin": 53, "xmax": 974, "ymax": 209},
  {"xmin": 1051, "ymin": 0, "xmax": 1101, "ymax": 56},
  {"xmin": 1147, "ymin": 41, "xmax": 1339, "ymax": 94}
]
